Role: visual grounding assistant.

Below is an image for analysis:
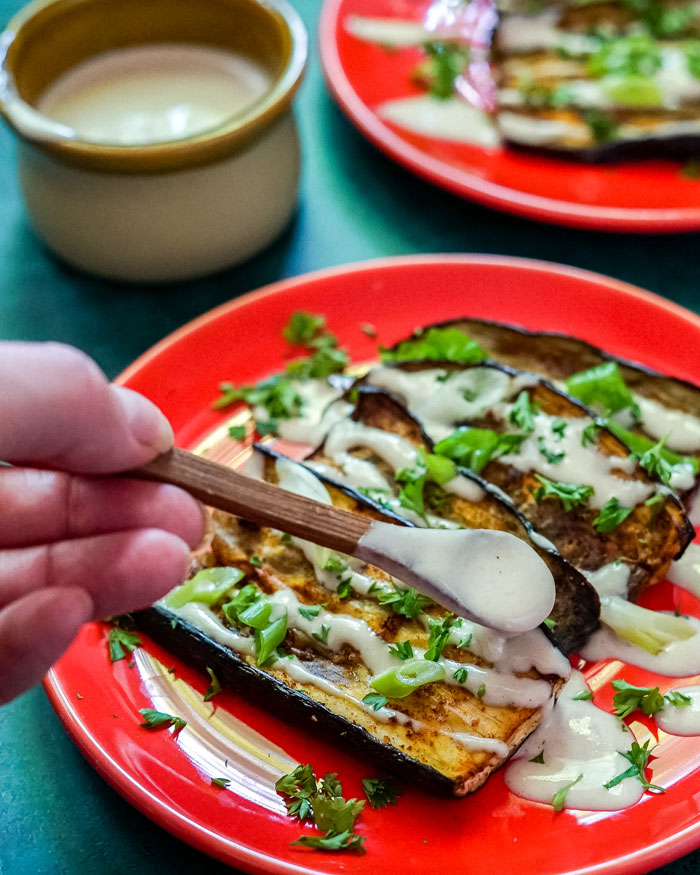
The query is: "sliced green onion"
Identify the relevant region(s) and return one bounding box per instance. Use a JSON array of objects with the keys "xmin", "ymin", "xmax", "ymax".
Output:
[
  {"xmin": 222, "ymin": 583, "xmax": 261, "ymax": 624},
  {"xmin": 565, "ymin": 362, "xmax": 634, "ymax": 415},
  {"xmin": 238, "ymin": 597, "xmax": 272, "ymax": 629},
  {"xmin": 255, "ymin": 614, "xmax": 288, "ymax": 666},
  {"xmin": 371, "ymin": 659, "xmax": 446, "ymax": 699},
  {"xmin": 165, "ymin": 567, "xmax": 244, "ymax": 610}
]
